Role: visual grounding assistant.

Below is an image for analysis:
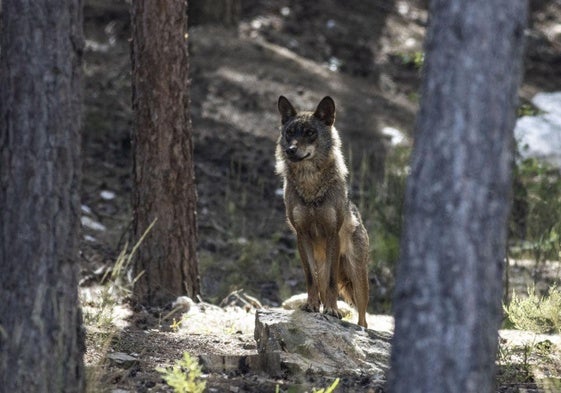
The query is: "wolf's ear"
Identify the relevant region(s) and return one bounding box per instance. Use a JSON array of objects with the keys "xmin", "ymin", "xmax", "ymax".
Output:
[
  {"xmin": 313, "ymin": 96, "xmax": 335, "ymax": 126},
  {"xmin": 278, "ymin": 96, "xmax": 297, "ymax": 125}
]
